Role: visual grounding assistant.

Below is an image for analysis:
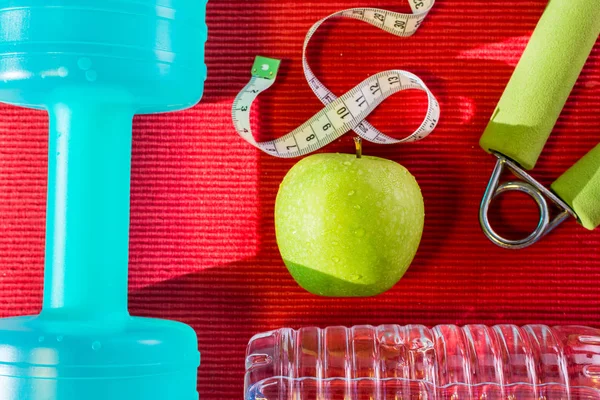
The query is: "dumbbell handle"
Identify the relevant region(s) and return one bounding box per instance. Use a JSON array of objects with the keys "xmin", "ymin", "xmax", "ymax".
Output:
[{"xmin": 42, "ymin": 91, "xmax": 133, "ymax": 319}]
